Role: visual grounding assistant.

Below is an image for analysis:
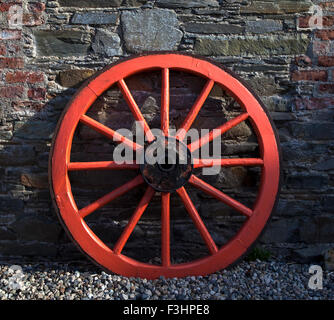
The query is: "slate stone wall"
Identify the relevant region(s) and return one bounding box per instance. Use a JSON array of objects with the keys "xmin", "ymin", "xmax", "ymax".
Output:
[{"xmin": 0, "ymin": 0, "xmax": 333, "ymax": 263}]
